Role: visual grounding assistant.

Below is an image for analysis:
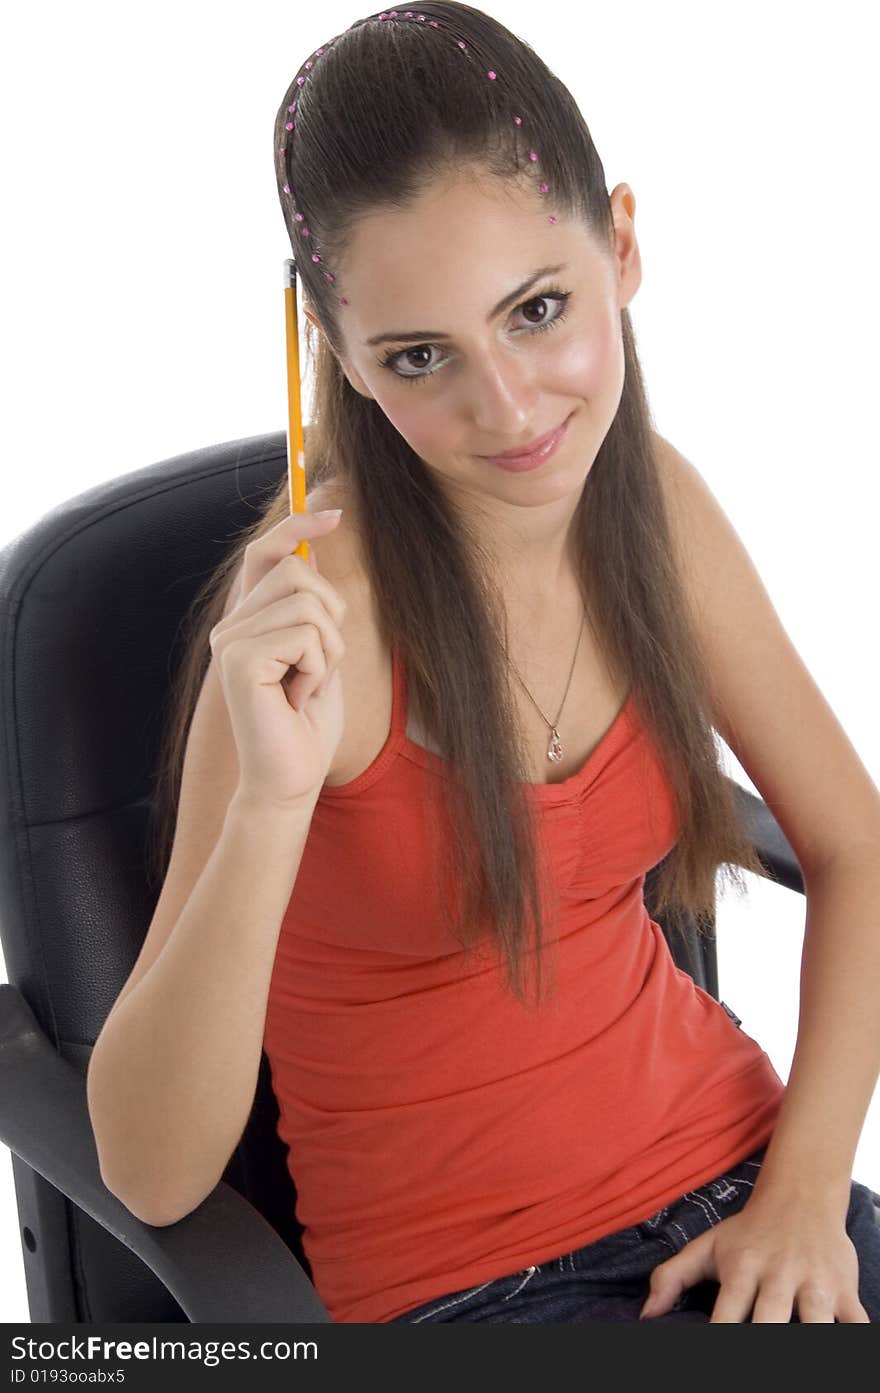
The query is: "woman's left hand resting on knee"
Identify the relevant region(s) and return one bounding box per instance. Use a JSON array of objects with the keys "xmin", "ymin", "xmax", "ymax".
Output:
[{"xmin": 639, "ymin": 1190, "xmax": 870, "ymax": 1322}]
